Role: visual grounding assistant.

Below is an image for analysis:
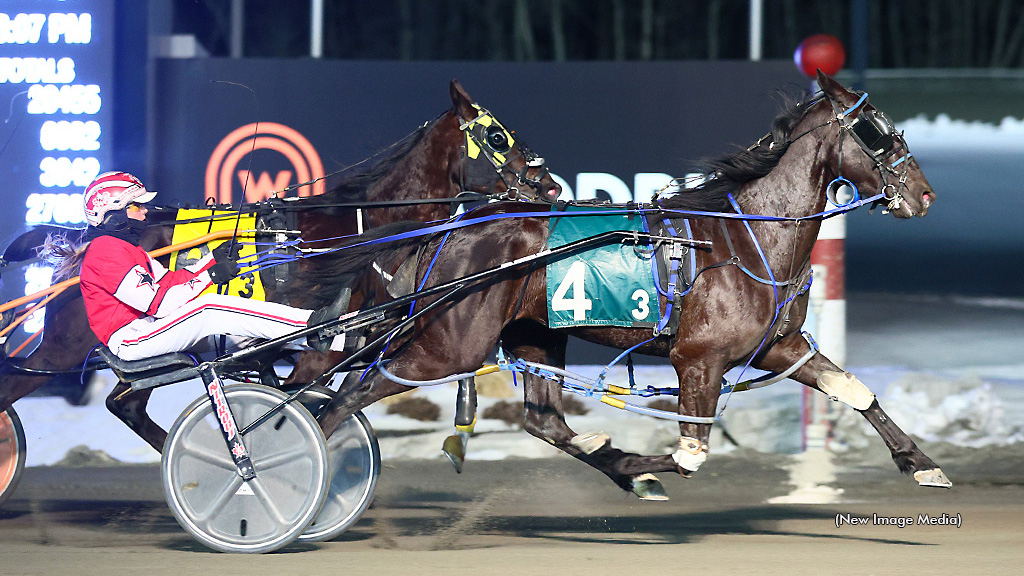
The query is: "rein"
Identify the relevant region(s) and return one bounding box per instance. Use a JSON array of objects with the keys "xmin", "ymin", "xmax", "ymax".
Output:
[{"xmin": 142, "ymin": 193, "xmax": 496, "ymax": 227}]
